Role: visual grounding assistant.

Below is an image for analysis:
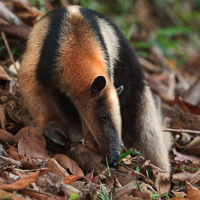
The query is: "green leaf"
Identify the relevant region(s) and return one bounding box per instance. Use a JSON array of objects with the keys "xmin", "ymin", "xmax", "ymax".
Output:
[
  {"xmin": 136, "ymin": 163, "xmax": 140, "ymax": 173},
  {"xmin": 98, "ymin": 180, "xmax": 110, "ymax": 200},
  {"xmin": 69, "ymin": 194, "xmax": 80, "ymax": 200},
  {"xmin": 118, "ymin": 148, "xmax": 132, "ymax": 163},
  {"xmin": 157, "ymin": 27, "xmax": 192, "ymax": 37},
  {"xmin": 132, "ymin": 149, "xmax": 142, "ymax": 156},
  {"xmin": 105, "ymin": 157, "xmax": 111, "ymax": 177},
  {"xmin": 131, "ymin": 41, "xmax": 151, "ymax": 49}
]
